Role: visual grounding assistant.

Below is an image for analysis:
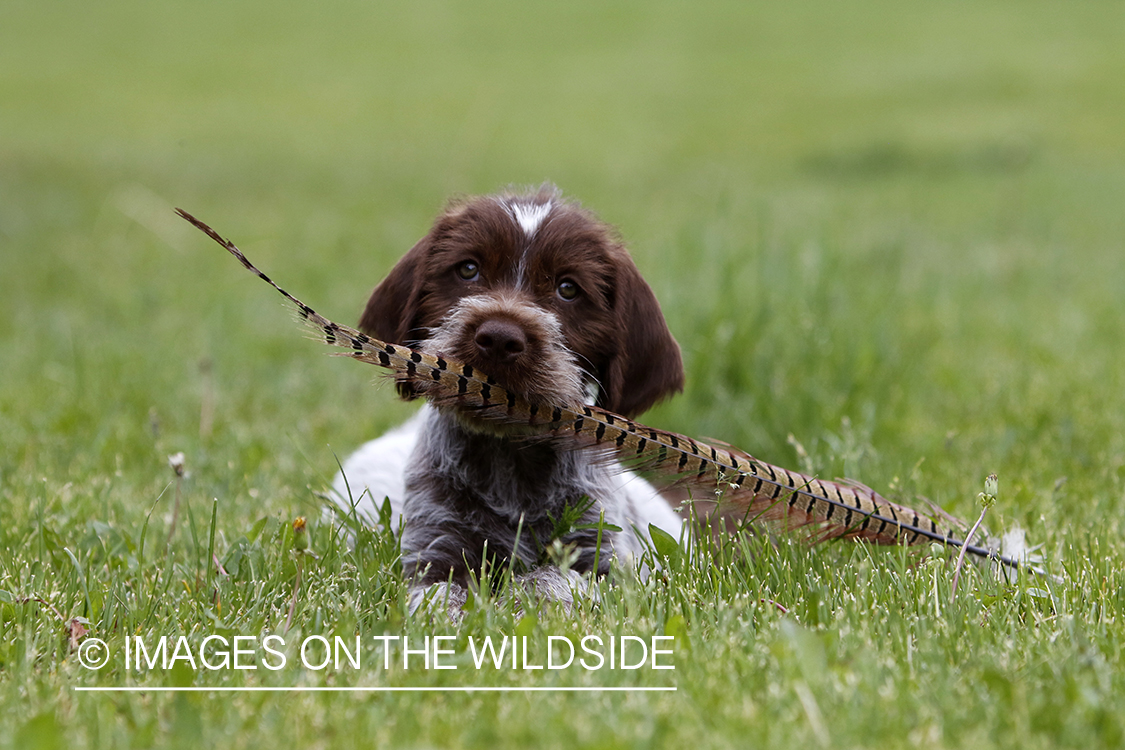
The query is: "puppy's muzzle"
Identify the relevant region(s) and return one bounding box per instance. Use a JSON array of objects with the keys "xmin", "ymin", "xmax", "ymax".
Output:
[{"xmin": 423, "ymin": 293, "xmax": 586, "ymax": 408}]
